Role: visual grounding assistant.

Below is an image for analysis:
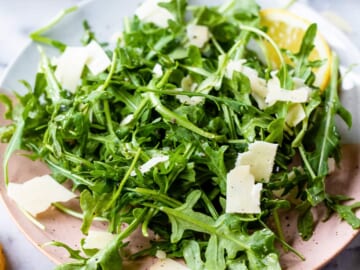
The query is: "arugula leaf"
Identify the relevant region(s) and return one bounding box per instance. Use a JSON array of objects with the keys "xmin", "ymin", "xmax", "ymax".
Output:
[
  {"xmin": 80, "ymin": 189, "xmax": 111, "ymax": 234},
  {"xmin": 297, "ymin": 202, "xmax": 314, "ymax": 240},
  {"xmin": 199, "ymin": 142, "xmax": 228, "ymax": 194},
  {"xmin": 2, "ymin": 96, "xmax": 33, "ymax": 185},
  {"xmin": 304, "ymin": 54, "xmax": 351, "ymax": 177},
  {"xmin": 159, "ymin": 0, "xmax": 187, "ymax": 25},
  {"xmin": 0, "ymin": 94, "xmax": 13, "ymax": 120},
  {"xmin": 326, "ymin": 195, "xmax": 360, "ymax": 229}
]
